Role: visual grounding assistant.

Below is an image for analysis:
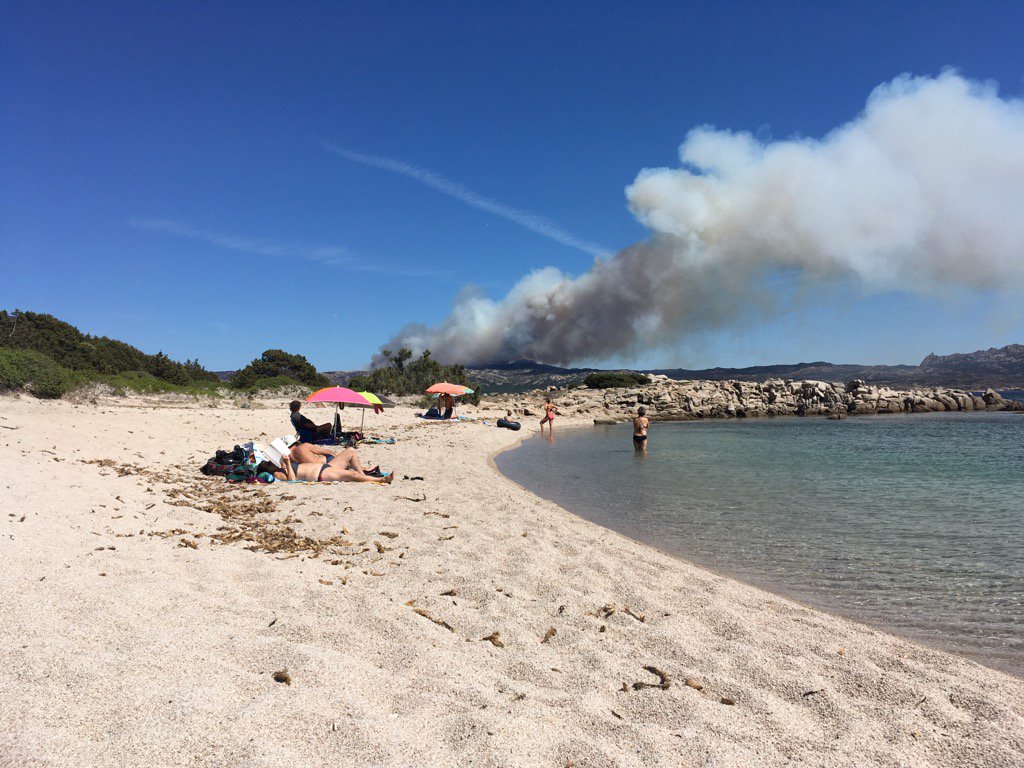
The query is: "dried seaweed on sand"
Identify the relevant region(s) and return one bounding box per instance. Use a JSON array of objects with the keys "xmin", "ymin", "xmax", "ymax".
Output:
[
  {"xmin": 412, "ymin": 607, "xmax": 455, "ymax": 633},
  {"xmin": 631, "ymin": 666, "xmax": 670, "ymax": 691}
]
